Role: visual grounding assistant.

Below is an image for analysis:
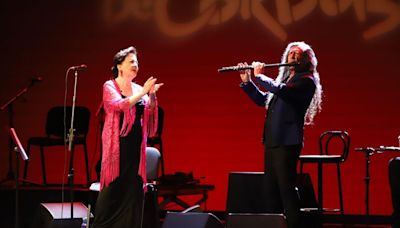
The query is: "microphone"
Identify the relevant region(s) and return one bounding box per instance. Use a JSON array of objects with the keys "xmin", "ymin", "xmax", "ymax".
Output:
[
  {"xmin": 217, "ymin": 62, "xmax": 299, "ymax": 73},
  {"xmin": 70, "ymin": 64, "xmax": 87, "ymax": 70},
  {"xmin": 28, "ymin": 76, "xmax": 43, "ymax": 87},
  {"xmin": 31, "ymin": 76, "xmax": 43, "ymax": 83}
]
